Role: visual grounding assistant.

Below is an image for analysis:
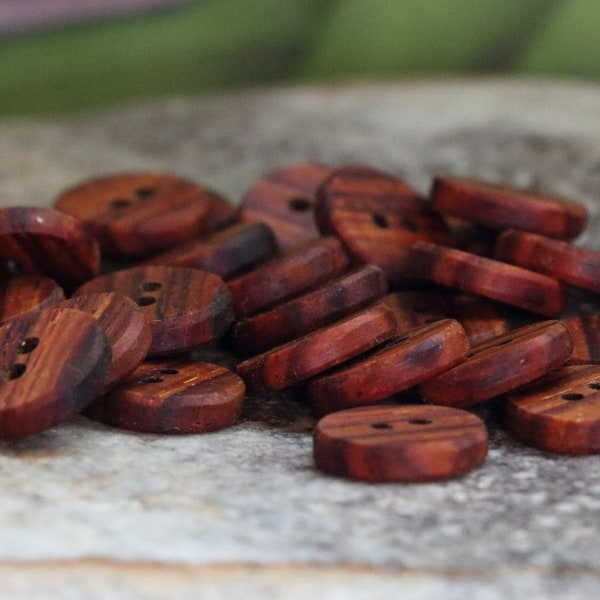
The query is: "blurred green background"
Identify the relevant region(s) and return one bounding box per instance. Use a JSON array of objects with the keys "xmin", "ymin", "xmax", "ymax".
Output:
[{"xmin": 1, "ymin": 0, "xmax": 598, "ymax": 118}]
